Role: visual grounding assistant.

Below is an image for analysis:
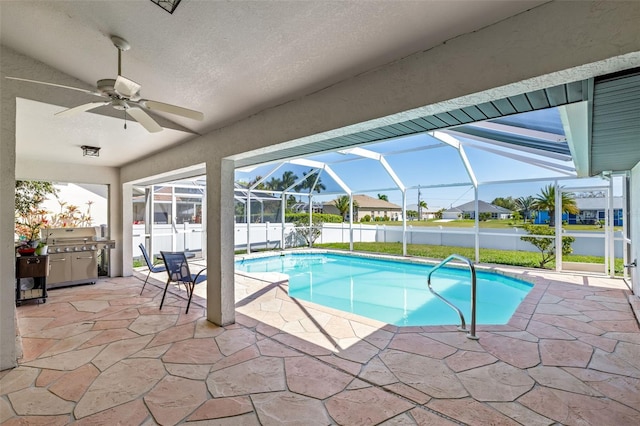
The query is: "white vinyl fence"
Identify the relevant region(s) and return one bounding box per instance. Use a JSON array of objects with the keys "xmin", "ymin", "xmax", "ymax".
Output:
[
  {"xmin": 134, "ymin": 222, "xmax": 623, "ymax": 259},
  {"xmin": 133, "ymin": 223, "xmax": 204, "ymax": 258}
]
